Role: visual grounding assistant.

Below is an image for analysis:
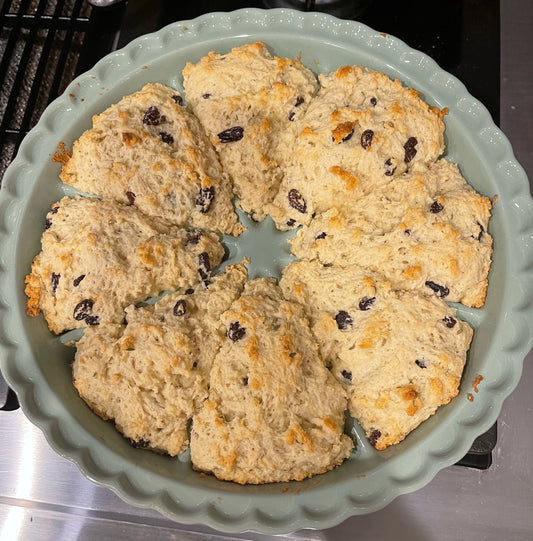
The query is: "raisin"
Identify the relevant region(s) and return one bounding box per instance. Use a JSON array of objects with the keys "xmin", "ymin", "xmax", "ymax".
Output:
[
  {"xmin": 384, "ymin": 158, "xmax": 397, "ymax": 176},
  {"xmin": 198, "ymin": 252, "xmax": 211, "ymax": 288},
  {"xmin": 288, "ymin": 111, "xmax": 295, "ymax": 121},
  {"xmin": 242, "ymin": 376, "xmax": 249, "ymax": 386},
  {"xmin": 359, "ymin": 296, "xmax": 376, "ymax": 311},
  {"xmin": 172, "ymin": 95, "xmax": 183, "ymax": 105},
  {"xmin": 403, "ymin": 136, "xmax": 418, "ymax": 163},
  {"xmin": 73, "ymin": 274, "xmax": 86, "ymax": 287},
  {"xmin": 198, "ymin": 268, "xmax": 210, "ymax": 287},
  {"xmin": 341, "ymin": 369, "xmax": 352, "ymax": 381},
  {"xmin": 360, "ymin": 129, "xmax": 374, "ymax": 149},
  {"xmin": 425, "ymin": 281, "xmax": 449, "ymax": 298},
  {"xmin": 335, "ymin": 311, "xmax": 353, "ymax": 330},
  {"xmin": 415, "ymin": 359, "xmax": 427, "ymax": 369},
  {"xmin": 218, "ymin": 126, "xmax": 244, "ymax": 143},
  {"xmin": 473, "ymin": 221, "xmax": 485, "ymax": 241},
  {"xmin": 51, "ymin": 272, "xmax": 60, "ymax": 293},
  {"xmin": 126, "ymin": 191, "xmax": 136, "ymax": 205},
  {"xmin": 195, "ymin": 186, "xmax": 215, "ymax": 213},
  {"xmin": 443, "ymin": 316, "xmax": 457, "ymax": 328},
  {"xmin": 129, "ymin": 438, "xmax": 150, "ymax": 449},
  {"xmin": 368, "ymin": 429, "xmax": 381, "ymax": 447},
  {"xmin": 227, "ymin": 321, "xmax": 246, "ymax": 342},
  {"xmin": 173, "ymin": 299, "xmax": 186, "ymax": 317},
  {"xmin": 286, "ymin": 219, "xmax": 296, "ymax": 227},
  {"xmin": 185, "ymin": 288, "xmax": 194, "ymax": 295},
  {"xmin": 45, "ymin": 206, "xmax": 59, "ymax": 229},
  {"xmin": 315, "ymin": 232, "xmax": 327, "ymax": 240},
  {"xmin": 73, "ymin": 299, "xmax": 95, "ymax": 321},
  {"xmin": 370, "ymin": 97, "xmax": 377, "ymax": 106},
  {"xmin": 198, "ymin": 252, "xmax": 211, "ymax": 272},
  {"xmin": 84, "ymin": 315, "xmax": 100, "ymax": 326},
  {"xmin": 295, "ymin": 96, "xmax": 304, "ymax": 107},
  {"xmin": 186, "ymin": 232, "xmax": 202, "ymax": 245},
  {"xmin": 288, "ymin": 188, "xmax": 307, "ymax": 213},
  {"xmin": 159, "ymin": 132, "xmax": 174, "ymax": 145},
  {"xmin": 430, "ymin": 200, "xmax": 444, "ymax": 213},
  {"xmin": 142, "ymin": 106, "xmax": 161, "ymax": 125},
  {"xmin": 202, "ymin": 93, "xmax": 211, "ymax": 99},
  {"xmin": 192, "ymin": 361, "xmax": 198, "ymax": 368}
]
